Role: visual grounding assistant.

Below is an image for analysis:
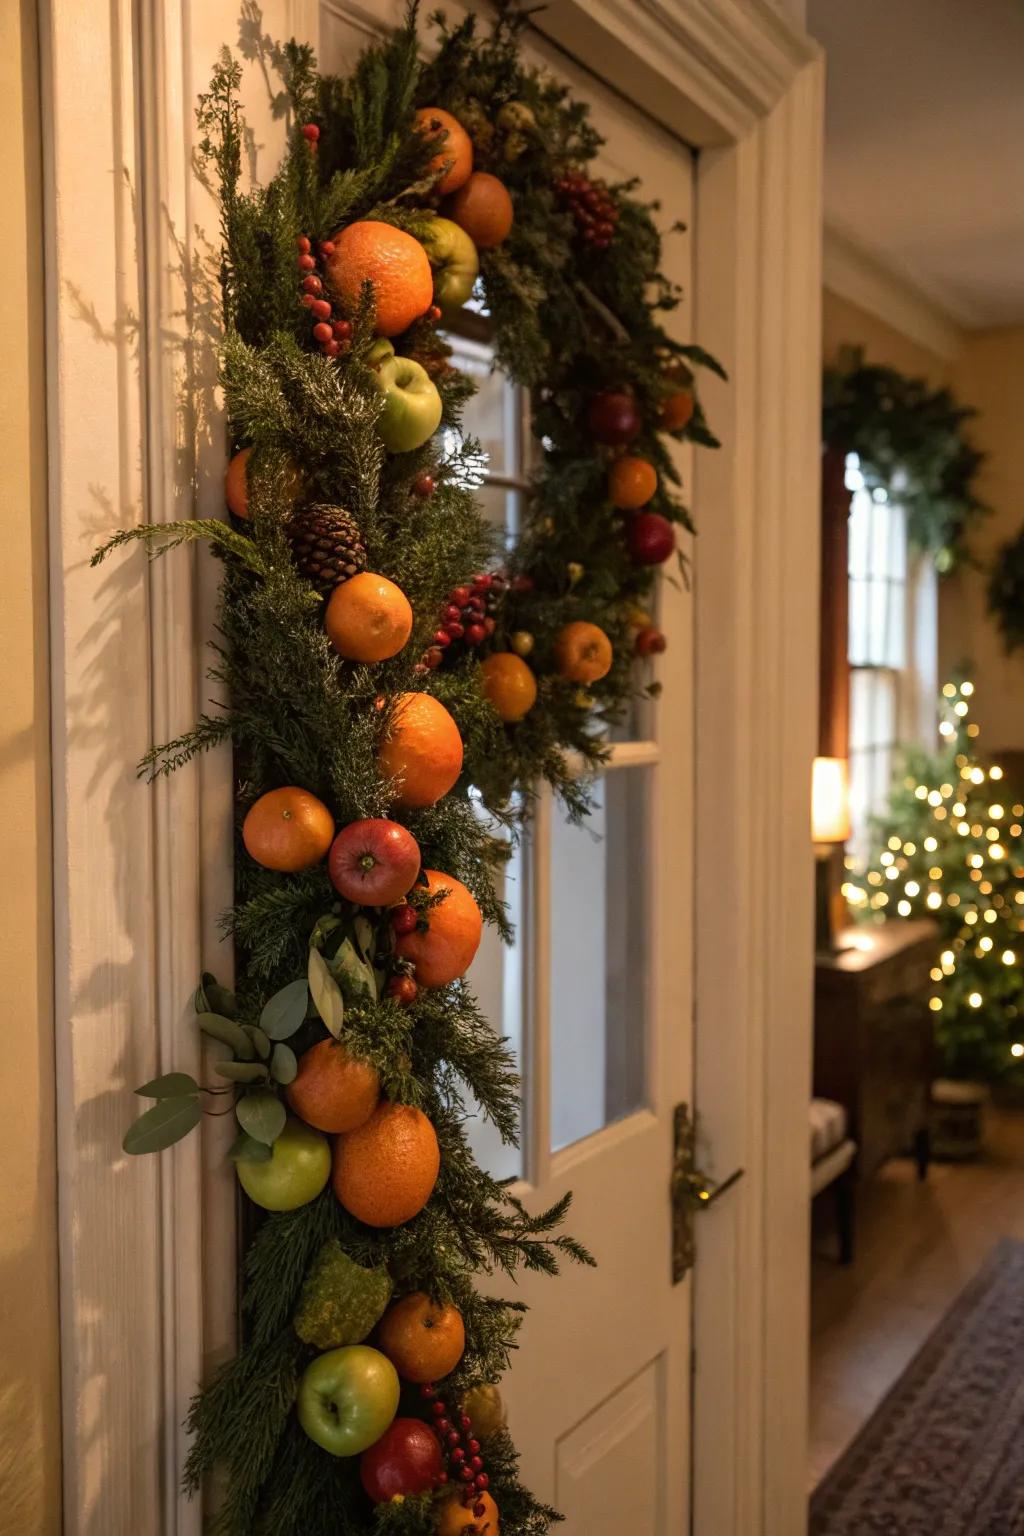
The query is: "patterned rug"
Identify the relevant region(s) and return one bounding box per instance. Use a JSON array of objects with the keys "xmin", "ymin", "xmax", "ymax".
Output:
[{"xmin": 810, "ymin": 1238, "xmax": 1024, "ymax": 1535}]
